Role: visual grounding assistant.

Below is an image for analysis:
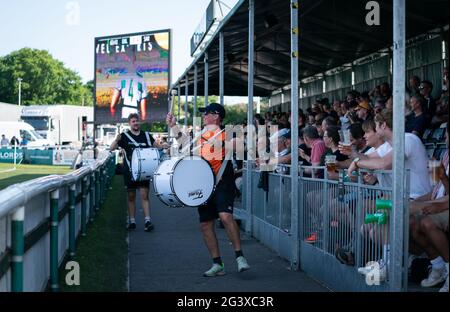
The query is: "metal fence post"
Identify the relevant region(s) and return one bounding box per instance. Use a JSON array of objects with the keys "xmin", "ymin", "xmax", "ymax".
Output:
[
  {"xmin": 219, "ymin": 31, "xmax": 224, "ymax": 106},
  {"xmin": 11, "ymin": 206, "xmax": 25, "ymax": 292},
  {"xmin": 290, "ymin": 0, "xmax": 300, "ymax": 271},
  {"xmin": 81, "ymin": 177, "xmax": 87, "ymax": 236},
  {"xmin": 298, "ymin": 167, "xmax": 304, "ymax": 269},
  {"xmin": 95, "ymin": 171, "xmax": 100, "ymax": 210},
  {"xmin": 185, "ymin": 74, "xmax": 188, "ymax": 128},
  {"xmin": 245, "ymin": 0, "xmax": 255, "ymax": 236},
  {"xmin": 355, "ymin": 172, "xmax": 363, "ymax": 269},
  {"xmin": 194, "ymin": 64, "xmax": 198, "ymax": 119},
  {"xmin": 391, "ymin": 0, "xmax": 406, "ymax": 292},
  {"xmin": 278, "ymin": 175, "xmax": 283, "ymax": 228},
  {"xmin": 323, "ymin": 171, "xmax": 330, "ymax": 254},
  {"xmin": 204, "ymin": 52, "xmax": 209, "ymax": 106},
  {"xmin": 104, "ymin": 166, "xmax": 109, "ymax": 193},
  {"xmin": 402, "ymin": 170, "xmax": 411, "ymax": 291},
  {"xmin": 177, "ymin": 84, "xmax": 181, "ymax": 119},
  {"xmin": 89, "ymin": 173, "xmax": 95, "ymax": 222},
  {"xmin": 98, "ymin": 169, "xmax": 103, "ymax": 206},
  {"xmin": 103, "ymin": 167, "xmax": 108, "ymax": 201},
  {"xmin": 50, "ymin": 189, "xmax": 59, "ymax": 291},
  {"xmin": 69, "ymin": 184, "xmax": 76, "ymax": 257}
]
